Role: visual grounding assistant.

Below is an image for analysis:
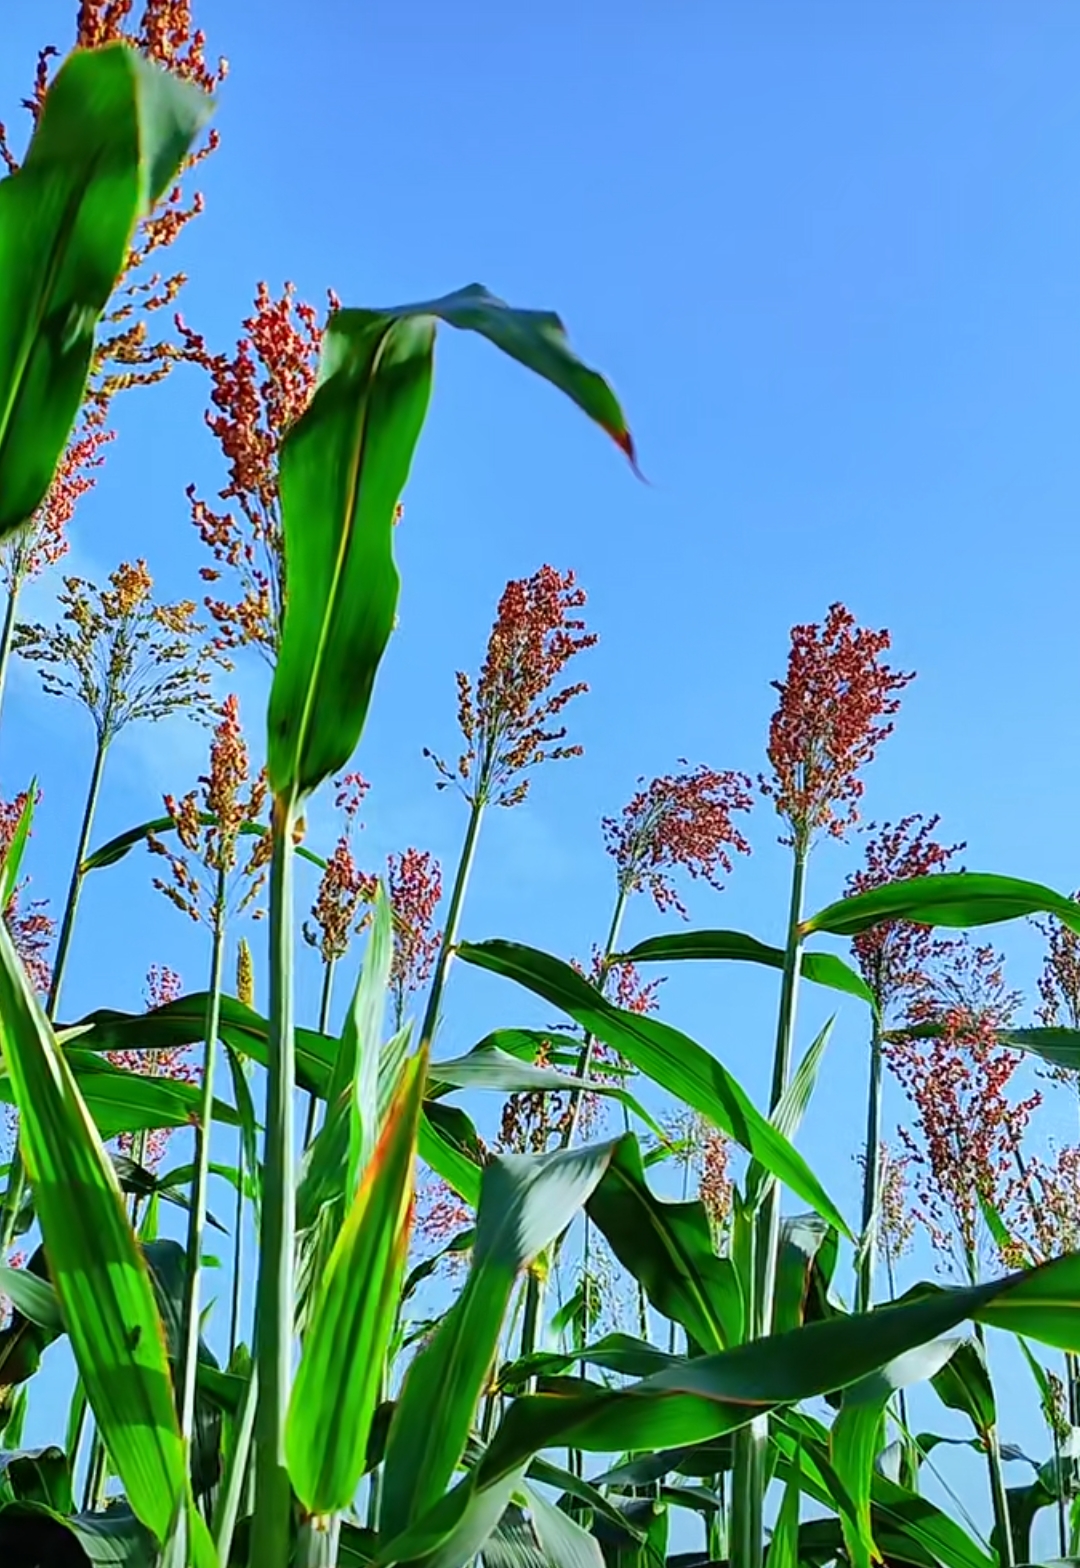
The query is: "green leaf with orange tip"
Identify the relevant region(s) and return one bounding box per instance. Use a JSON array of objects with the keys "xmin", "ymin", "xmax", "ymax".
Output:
[
  {"xmin": 0, "ymin": 45, "xmax": 212, "ymax": 537},
  {"xmin": 267, "ymin": 287, "xmax": 633, "ymax": 803},
  {"xmin": 802, "ymin": 872, "xmax": 1080, "ymax": 939},
  {"xmin": 0, "ymin": 904, "xmax": 215, "ymax": 1564},
  {"xmin": 458, "ymin": 938, "xmax": 850, "ymax": 1237},
  {"xmin": 286, "ymin": 1048, "xmax": 426, "ymax": 1516}
]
